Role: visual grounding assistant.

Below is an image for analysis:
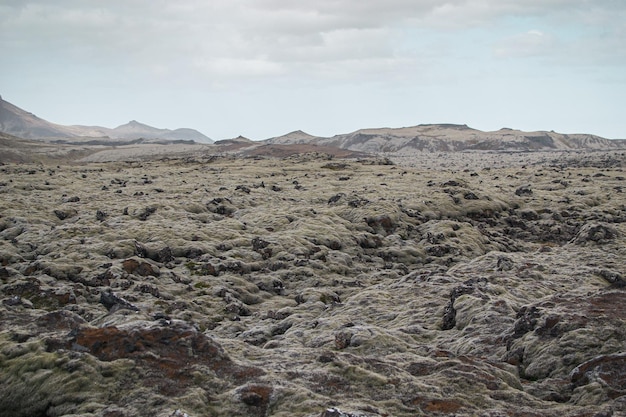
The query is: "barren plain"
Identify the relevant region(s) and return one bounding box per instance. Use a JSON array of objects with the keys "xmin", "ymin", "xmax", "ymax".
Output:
[{"xmin": 1, "ymin": 148, "xmax": 625, "ymax": 417}]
